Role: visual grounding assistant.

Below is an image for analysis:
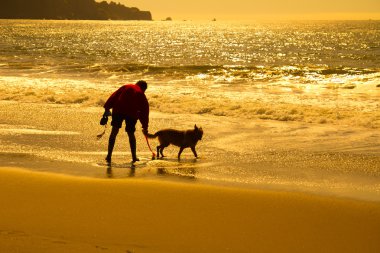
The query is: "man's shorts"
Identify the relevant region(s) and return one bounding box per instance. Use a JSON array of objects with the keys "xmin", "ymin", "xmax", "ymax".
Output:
[{"xmin": 111, "ymin": 114, "xmax": 137, "ymax": 133}]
